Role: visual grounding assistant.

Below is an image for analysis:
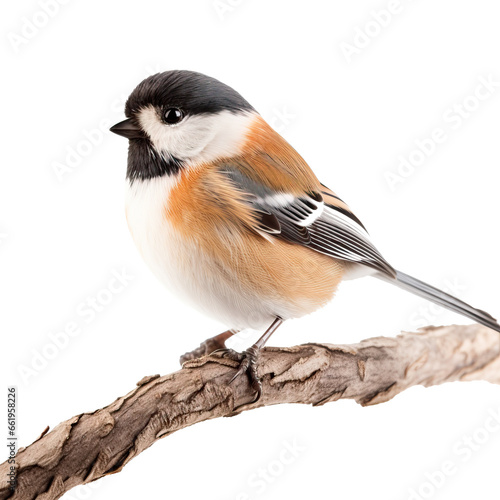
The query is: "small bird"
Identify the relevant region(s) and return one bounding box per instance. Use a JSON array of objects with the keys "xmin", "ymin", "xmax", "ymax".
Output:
[{"xmin": 111, "ymin": 70, "xmax": 500, "ymax": 401}]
